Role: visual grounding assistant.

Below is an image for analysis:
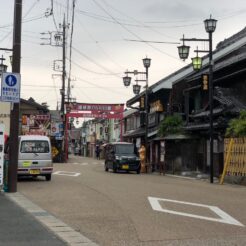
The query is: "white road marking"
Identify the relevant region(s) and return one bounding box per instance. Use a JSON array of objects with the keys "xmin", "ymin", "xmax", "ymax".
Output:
[
  {"xmin": 53, "ymin": 171, "xmax": 81, "ymax": 177},
  {"xmin": 80, "ymin": 163, "xmax": 88, "ymax": 166},
  {"xmin": 148, "ymin": 196, "xmax": 244, "ymax": 227}
]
